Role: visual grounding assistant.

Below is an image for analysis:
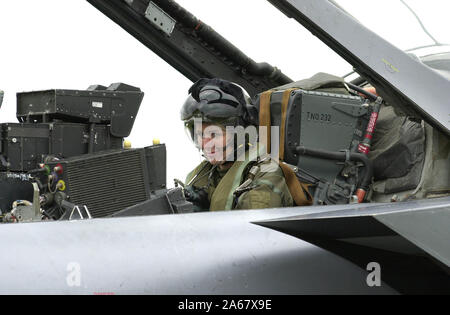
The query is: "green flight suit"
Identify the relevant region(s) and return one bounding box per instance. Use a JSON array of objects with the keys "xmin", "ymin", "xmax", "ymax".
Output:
[{"xmin": 185, "ymin": 151, "xmax": 294, "ymax": 211}]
